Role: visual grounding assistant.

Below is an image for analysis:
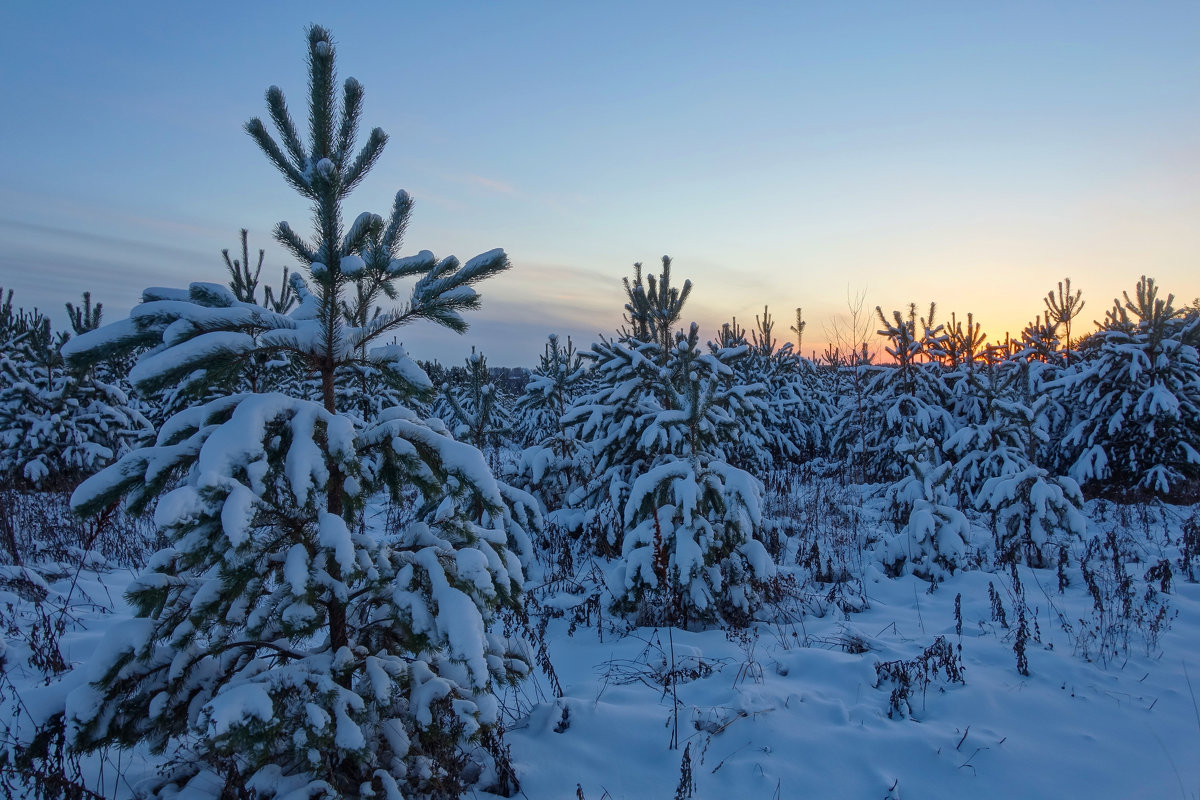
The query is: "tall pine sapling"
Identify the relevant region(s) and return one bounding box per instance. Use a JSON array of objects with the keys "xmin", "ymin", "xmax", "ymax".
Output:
[
  {"xmin": 566, "ymin": 260, "xmax": 774, "ymax": 625},
  {"xmin": 439, "ymin": 349, "xmax": 513, "ymax": 460},
  {"xmin": 722, "ymin": 308, "xmax": 817, "ymax": 465},
  {"xmin": 867, "ymin": 305, "xmax": 967, "ymax": 580},
  {"xmin": 511, "ymin": 334, "xmax": 590, "ymax": 514},
  {"xmin": 1043, "ymin": 278, "xmax": 1085, "ymax": 368},
  {"xmin": 1059, "ymin": 276, "xmax": 1200, "ymax": 499},
  {"xmin": 63, "ymin": 27, "xmax": 529, "ymax": 798},
  {"xmin": 613, "ymin": 323, "xmax": 774, "ymax": 626}
]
